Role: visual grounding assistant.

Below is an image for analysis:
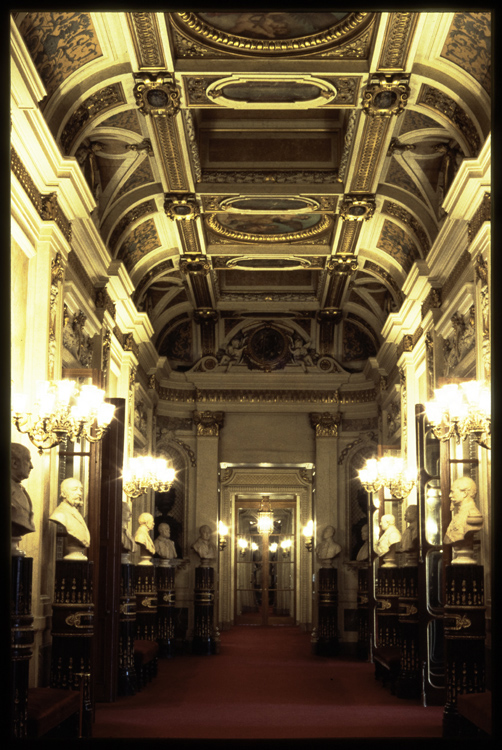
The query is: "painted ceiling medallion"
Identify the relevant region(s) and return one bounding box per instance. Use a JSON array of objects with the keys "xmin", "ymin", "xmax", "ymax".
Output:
[
  {"xmin": 207, "ymin": 212, "xmax": 331, "ymax": 242},
  {"xmin": 173, "ymin": 11, "xmax": 373, "ymax": 55},
  {"xmin": 206, "ymin": 76, "xmax": 337, "ymax": 109},
  {"xmin": 133, "ymin": 75, "xmax": 181, "ymax": 117},
  {"xmin": 219, "ymin": 196, "xmax": 320, "ymax": 214},
  {"xmin": 340, "ymin": 195, "xmax": 376, "ymax": 222},
  {"xmin": 362, "ymin": 75, "xmax": 410, "ymax": 118},
  {"xmin": 164, "ymin": 194, "xmax": 200, "ymax": 221}
]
